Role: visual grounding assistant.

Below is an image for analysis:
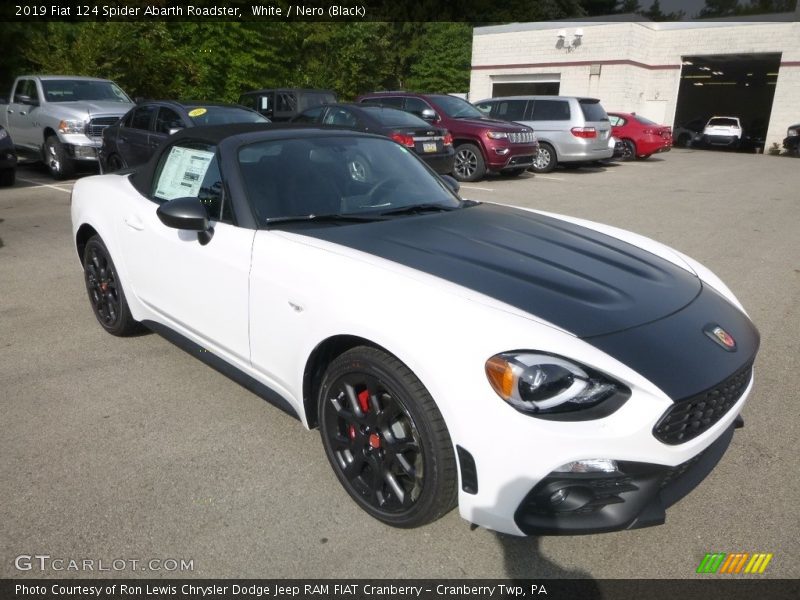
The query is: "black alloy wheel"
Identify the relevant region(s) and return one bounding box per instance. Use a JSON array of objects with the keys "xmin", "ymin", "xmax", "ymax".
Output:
[
  {"xmin": 83, "ymin": 236, "xmax": 141, "ymax": 336},
  {"xmin": 318, "ymin": 347, "xmax": 457, "ymax": 527},
  {"xmin": 621, "ymin": 139, "xmax": 636, "ymax": 161},
  {"xmin": 453, "ymin": 143, "xmax": 486, "ymax": 182}
]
